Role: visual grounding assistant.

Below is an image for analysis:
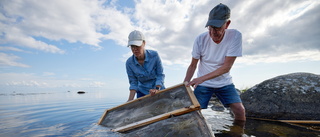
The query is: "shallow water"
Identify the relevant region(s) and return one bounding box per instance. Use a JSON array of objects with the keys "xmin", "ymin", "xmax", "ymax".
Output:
[{"xmin": 0, "ymin": 91, "xmax": 319, "ymax": 137}]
